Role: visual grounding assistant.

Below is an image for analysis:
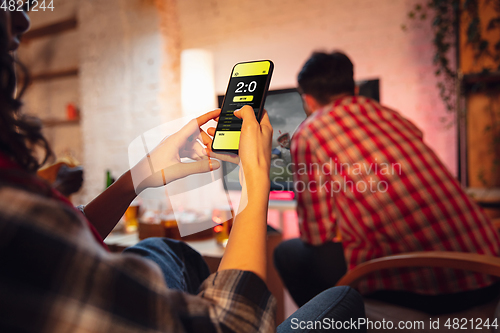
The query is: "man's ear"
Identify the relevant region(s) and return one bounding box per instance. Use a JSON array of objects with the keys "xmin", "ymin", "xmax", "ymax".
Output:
[{"xmin": 301, "ymin": 94, "xmax": 321, "ymax": 114}]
